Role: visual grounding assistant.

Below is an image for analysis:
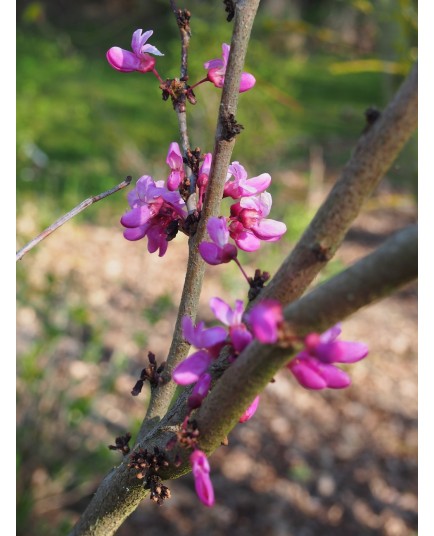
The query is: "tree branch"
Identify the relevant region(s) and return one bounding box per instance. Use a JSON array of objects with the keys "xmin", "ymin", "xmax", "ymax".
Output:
[
  {"xmin": 137, "ymin": 0, "xmax": 261, "ymax": 440},
  {"xmin": 195, "ymin": 224, "xmax": 418, "ymax": 454},
  {"xmin": 70, "ymin": 2, "xmax": 261, "ymax": 534},
  {"xmin": 95, "ymin": 224, "xmax": 418, "ymax": 484},
  {"xmin": 16, "ymin": 176, "xmax": 132, "ymax": 262},
  {"xmin": 257, "ymin": 63, "xmax": 418, "ymax": 307}
]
